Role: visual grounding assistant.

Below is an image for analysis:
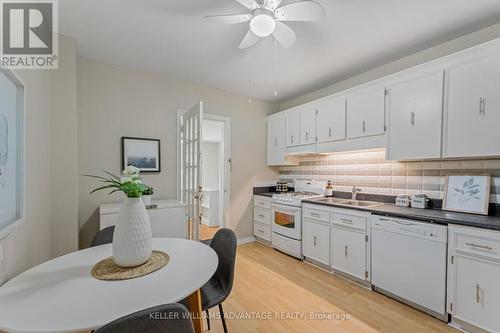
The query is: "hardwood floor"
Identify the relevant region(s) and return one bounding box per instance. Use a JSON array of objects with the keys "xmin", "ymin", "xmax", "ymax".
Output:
[
  {"xmin": 204, "ymin": 241, "xmax": 458, "ymax": 333},
  {"xmin": 200, "ymin": 224, "xmax": 220, "ymax": 241}
]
